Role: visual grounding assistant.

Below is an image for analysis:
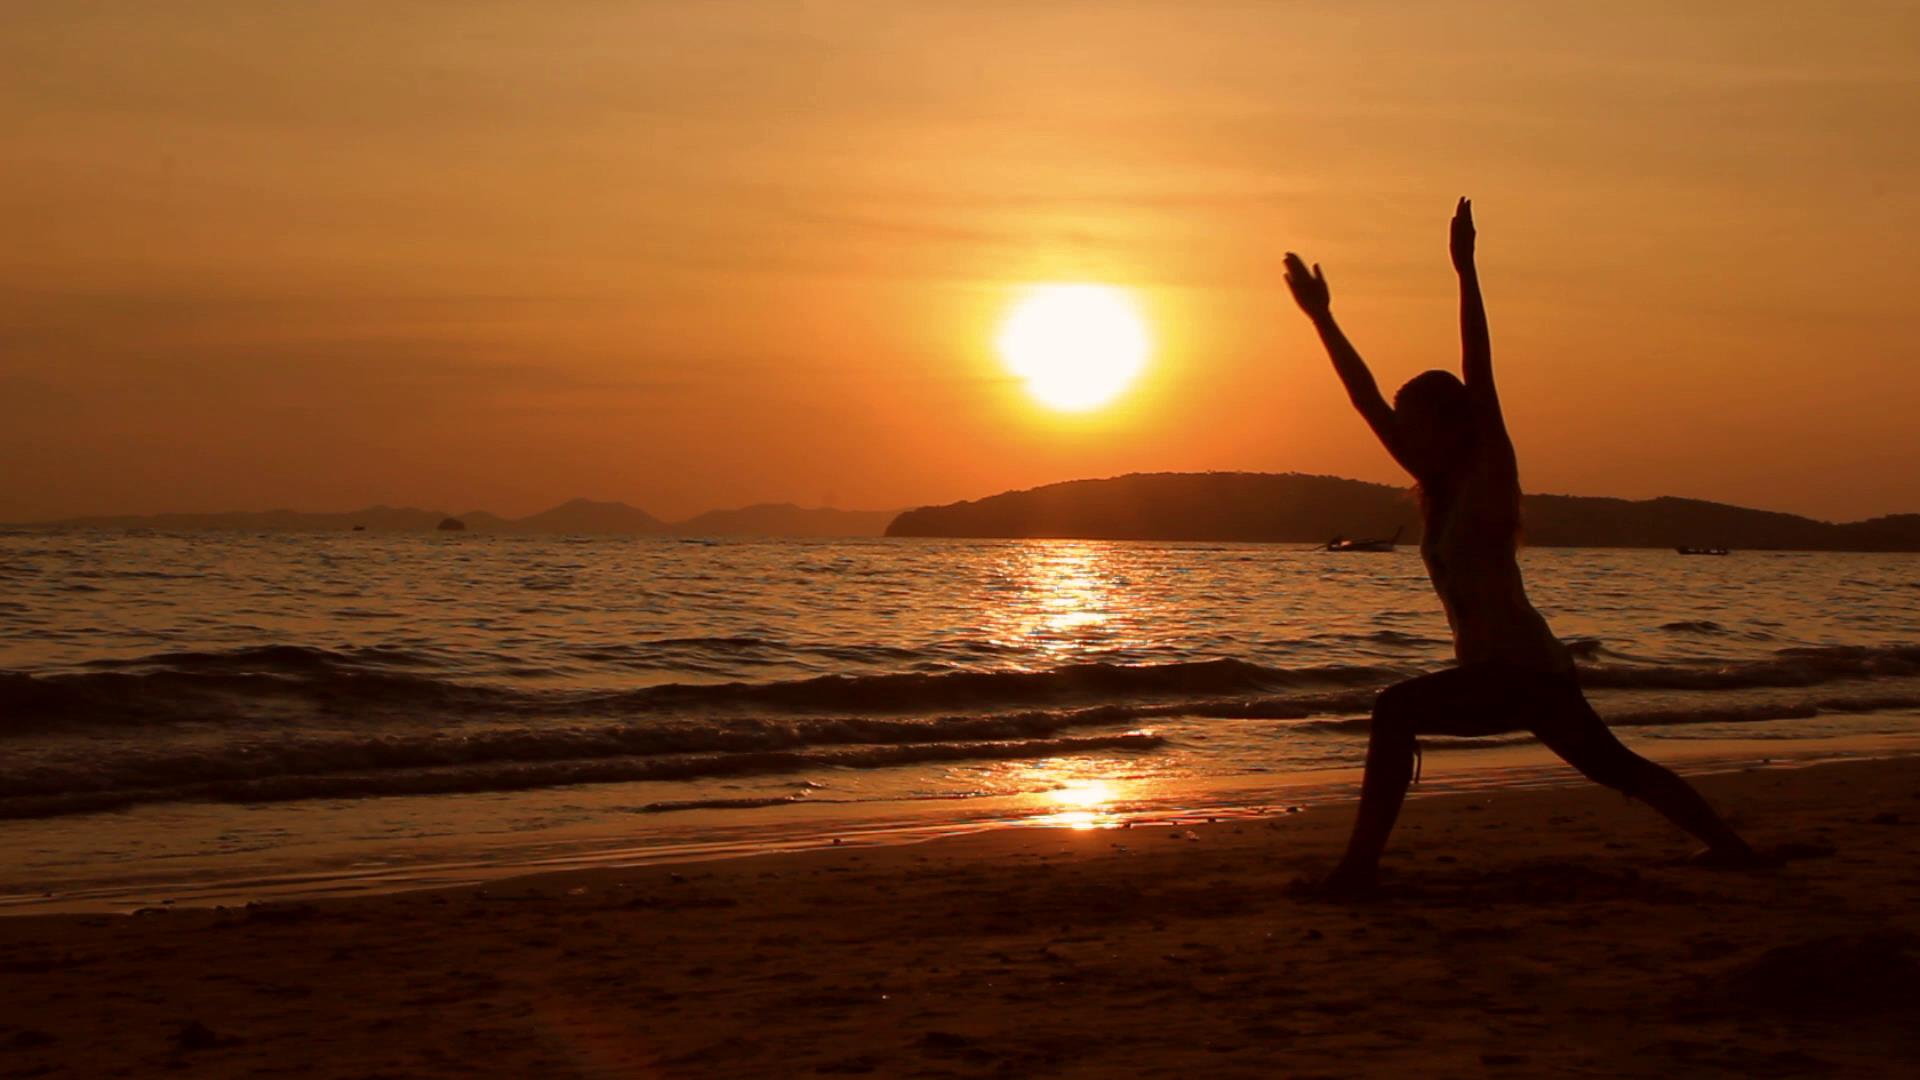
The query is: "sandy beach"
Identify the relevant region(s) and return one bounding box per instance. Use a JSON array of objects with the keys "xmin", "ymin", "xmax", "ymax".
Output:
[{"xmin": 3, "ymin": 756, "xmax": 1916, "ymax": 1078}]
